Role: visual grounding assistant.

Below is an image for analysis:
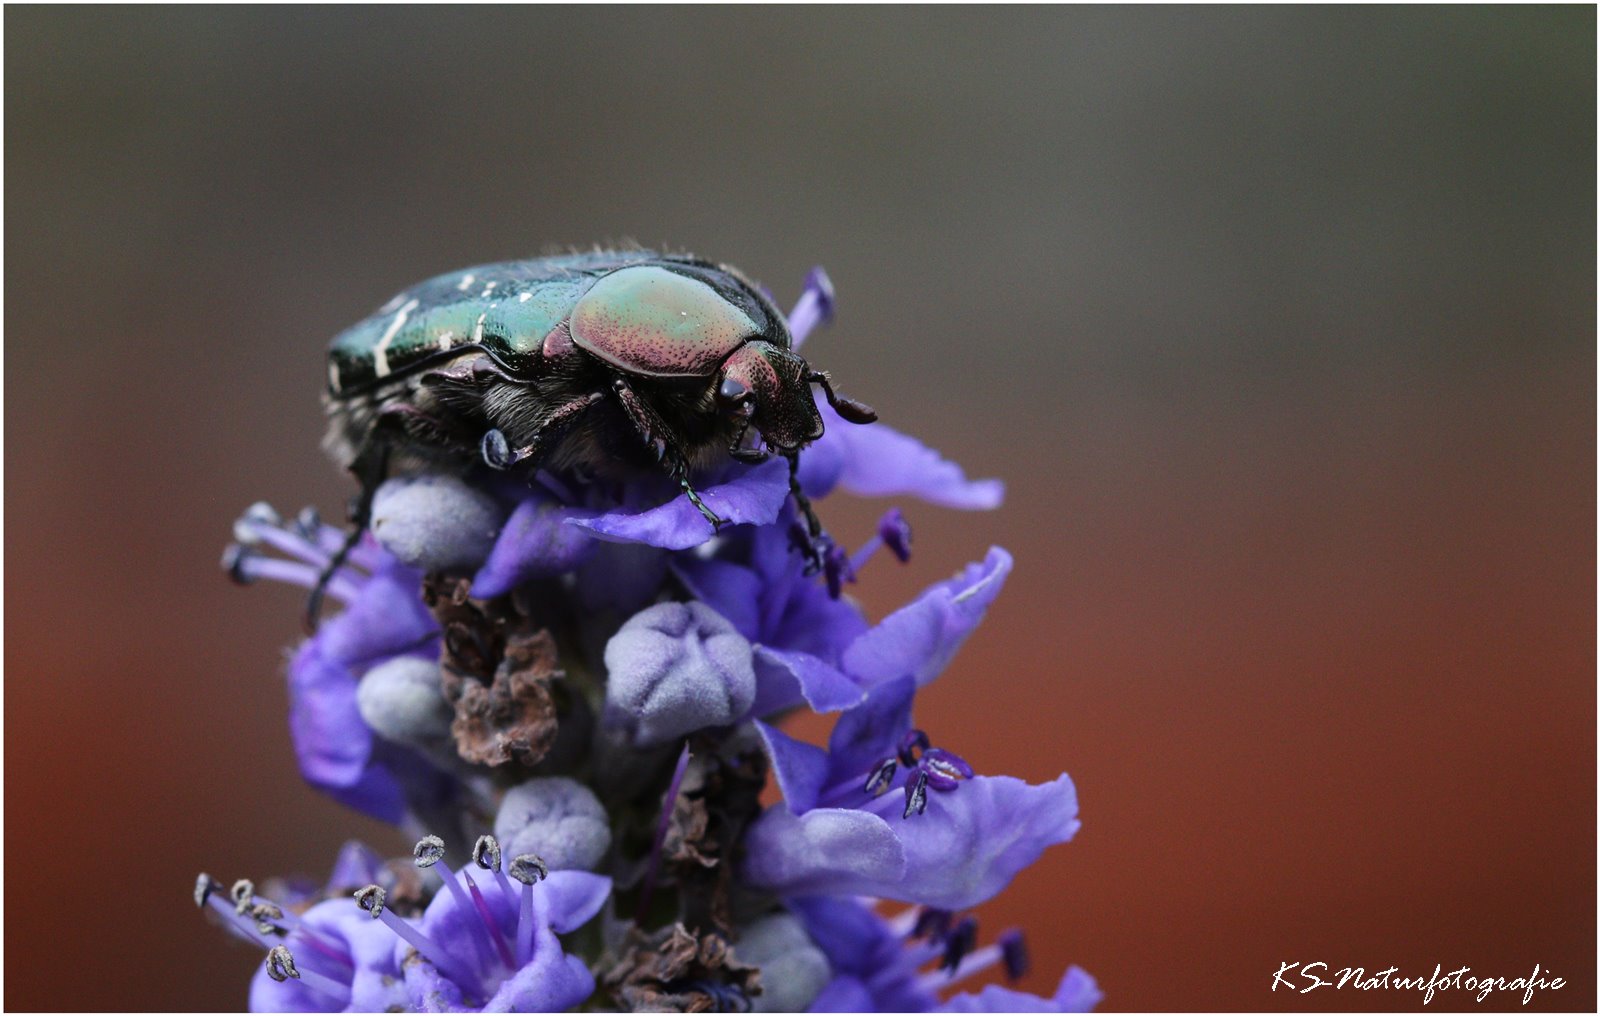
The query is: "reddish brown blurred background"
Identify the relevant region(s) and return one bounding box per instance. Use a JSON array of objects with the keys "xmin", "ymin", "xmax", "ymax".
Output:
[{"xmin": 7, "ymin": 7, "xmax": 1593, "ymax": 1012}]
